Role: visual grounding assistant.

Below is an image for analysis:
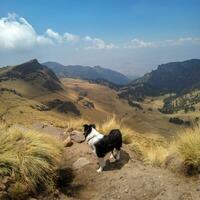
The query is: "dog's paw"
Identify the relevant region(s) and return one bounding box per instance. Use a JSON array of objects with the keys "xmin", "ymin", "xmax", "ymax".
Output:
[
  {"xmin": 110, "ymin": 153, "xmax": 114, "ymax": 159},
  {"xmin": 97, "ymin": 168, "xmax": 103, "ymax": 173}
]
